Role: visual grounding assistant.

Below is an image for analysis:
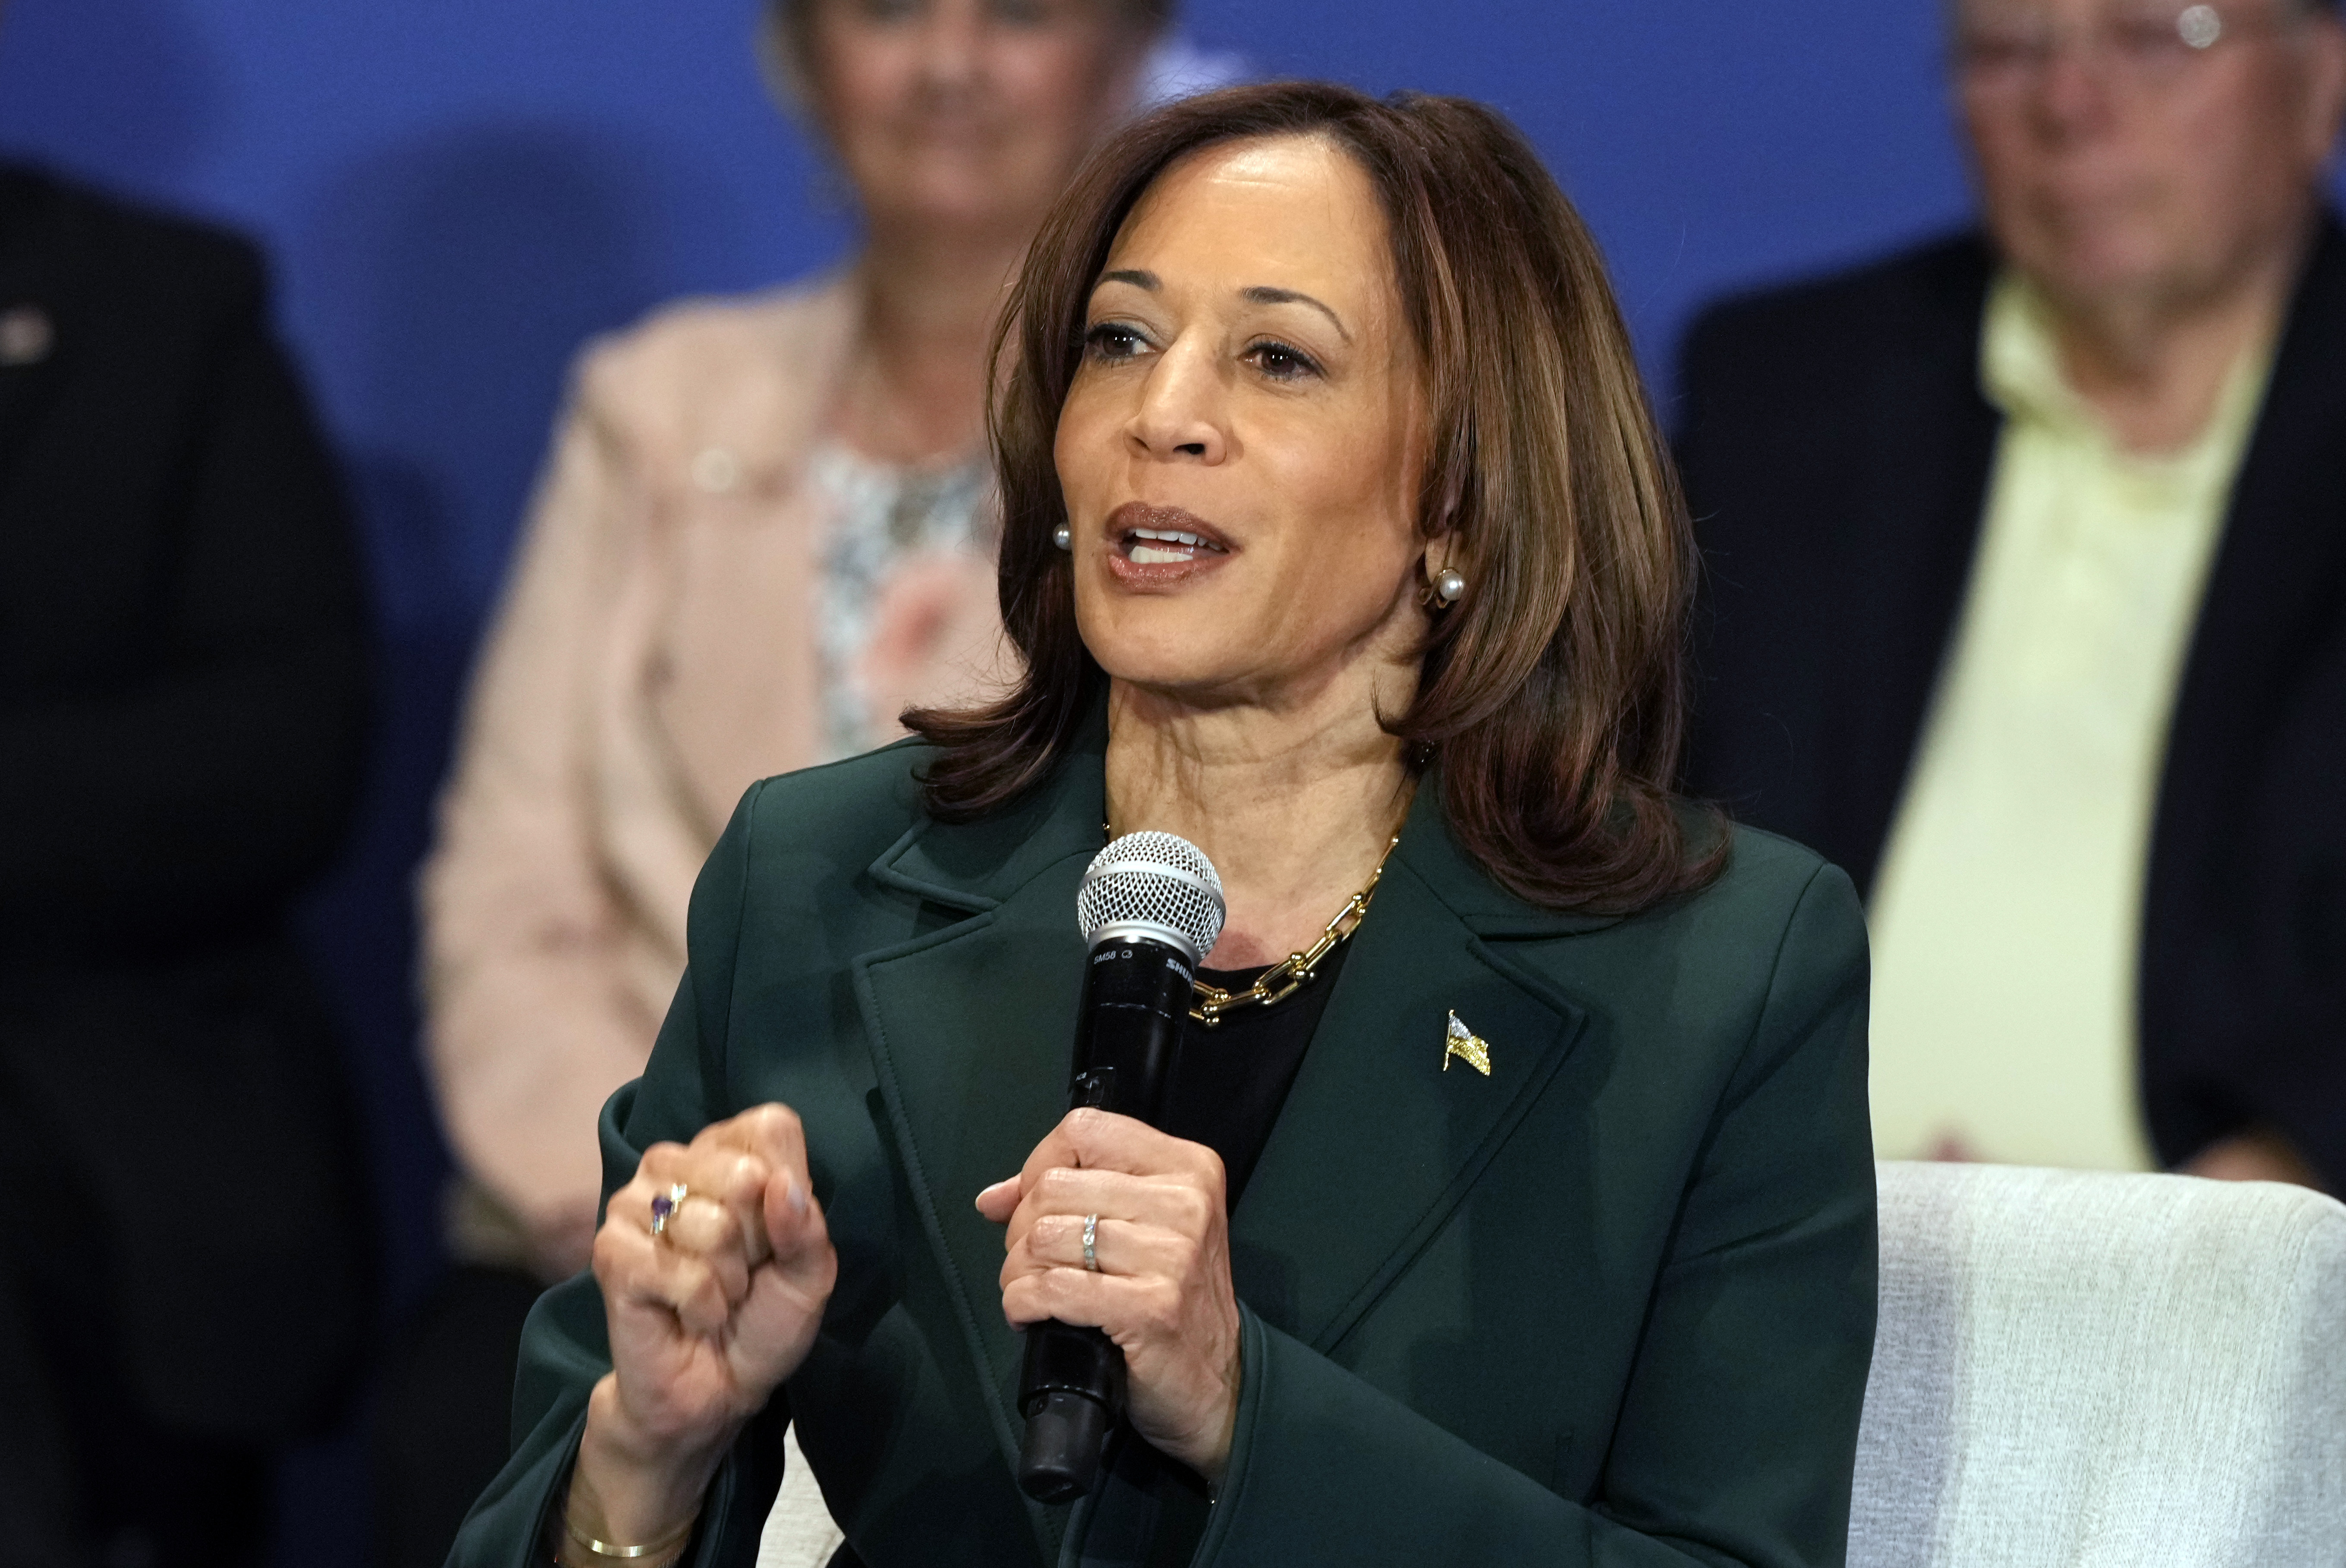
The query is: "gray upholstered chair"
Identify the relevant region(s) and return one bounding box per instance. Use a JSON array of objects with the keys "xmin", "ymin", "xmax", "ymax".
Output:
[
  {"xmin": 758, "ymin": 1423, "xmax": 846, "ymax": 1568},
  {"xmin": 1852, "ymin": 1161, "xmax": 2346, "ymax": 1568},
  {"xmin": 761, "ymin": 1160, "xmax": 2346, "ymax": 1565}
]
